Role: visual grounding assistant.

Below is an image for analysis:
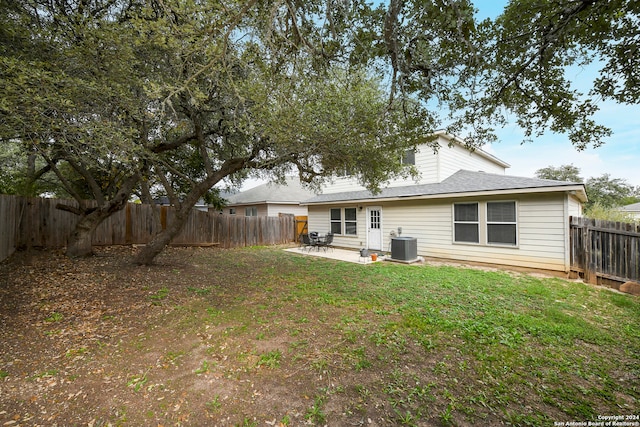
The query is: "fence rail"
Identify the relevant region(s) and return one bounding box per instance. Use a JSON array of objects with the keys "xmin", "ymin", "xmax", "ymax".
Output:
[
  {"xmin": 0, "ymin": 195, "xmax": 296, "ymax": 262},
  {"xmin": 570, "ymin": 216, "xmax": 640, "ymax": 285}
]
